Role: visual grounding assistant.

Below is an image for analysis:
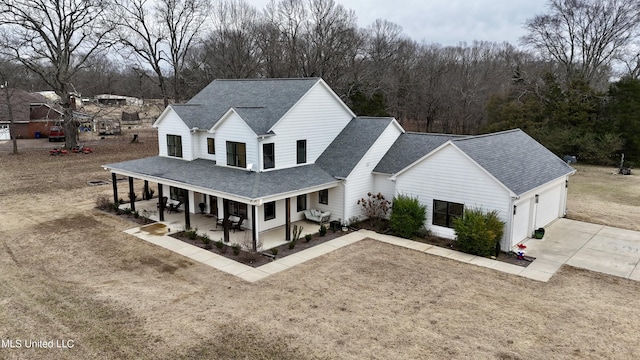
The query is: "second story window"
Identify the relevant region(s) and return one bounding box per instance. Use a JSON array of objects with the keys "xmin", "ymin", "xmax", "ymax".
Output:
[
  {"xmin": 207, "ymin": 138, "xmax": 215, "ymax": 154},
  {"xmin": 226, "ymin": 141, "xmax": 246, "ymax": 168},
  {"xmin": 167, "ymin": 134, "xmax": 182, "ymax": 158},
  {"xmin": 297, "ymin": 139, "xmax": 306, "ymax": 164},
  {"xmin": 263, "ymin": 143, "xmax": 275, "ymax": 169}
]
